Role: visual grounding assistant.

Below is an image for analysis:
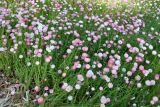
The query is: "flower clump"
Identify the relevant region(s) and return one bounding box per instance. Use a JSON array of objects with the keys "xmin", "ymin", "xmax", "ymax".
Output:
[{"xmin": 0, "ymin": 0, "xmax": 160, "ymax": 106}]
